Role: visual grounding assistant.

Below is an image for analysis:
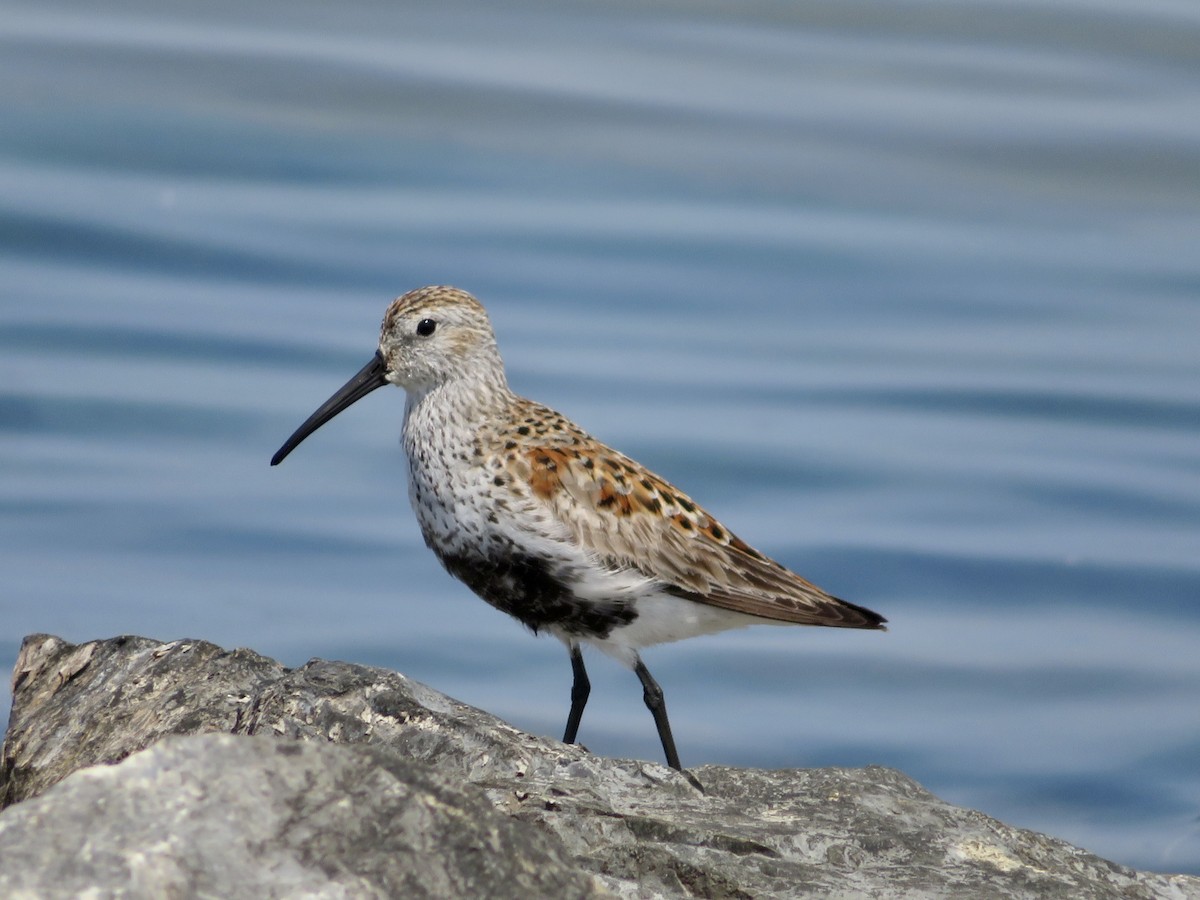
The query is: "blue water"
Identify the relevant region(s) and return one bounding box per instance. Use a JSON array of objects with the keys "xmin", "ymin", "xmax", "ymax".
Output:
[{"xmin": 2, "ymin": 0, "xmax": 1199, "ymax": 876}]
